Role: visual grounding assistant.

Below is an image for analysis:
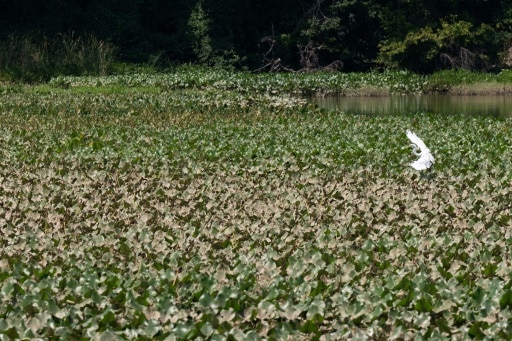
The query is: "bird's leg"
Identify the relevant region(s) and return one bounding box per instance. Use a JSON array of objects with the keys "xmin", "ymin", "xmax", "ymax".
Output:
[{"xmin": 421, "ymin": 166, "xmax": 434, "ymax": 180}]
